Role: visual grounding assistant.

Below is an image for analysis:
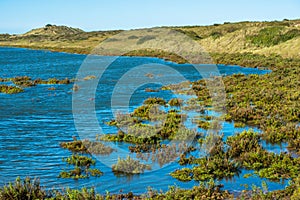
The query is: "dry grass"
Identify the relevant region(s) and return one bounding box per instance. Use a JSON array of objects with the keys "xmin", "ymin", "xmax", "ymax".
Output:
[{"xmin": 1, "ymin": 19, "xmax": 300, "ymax": 59}]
